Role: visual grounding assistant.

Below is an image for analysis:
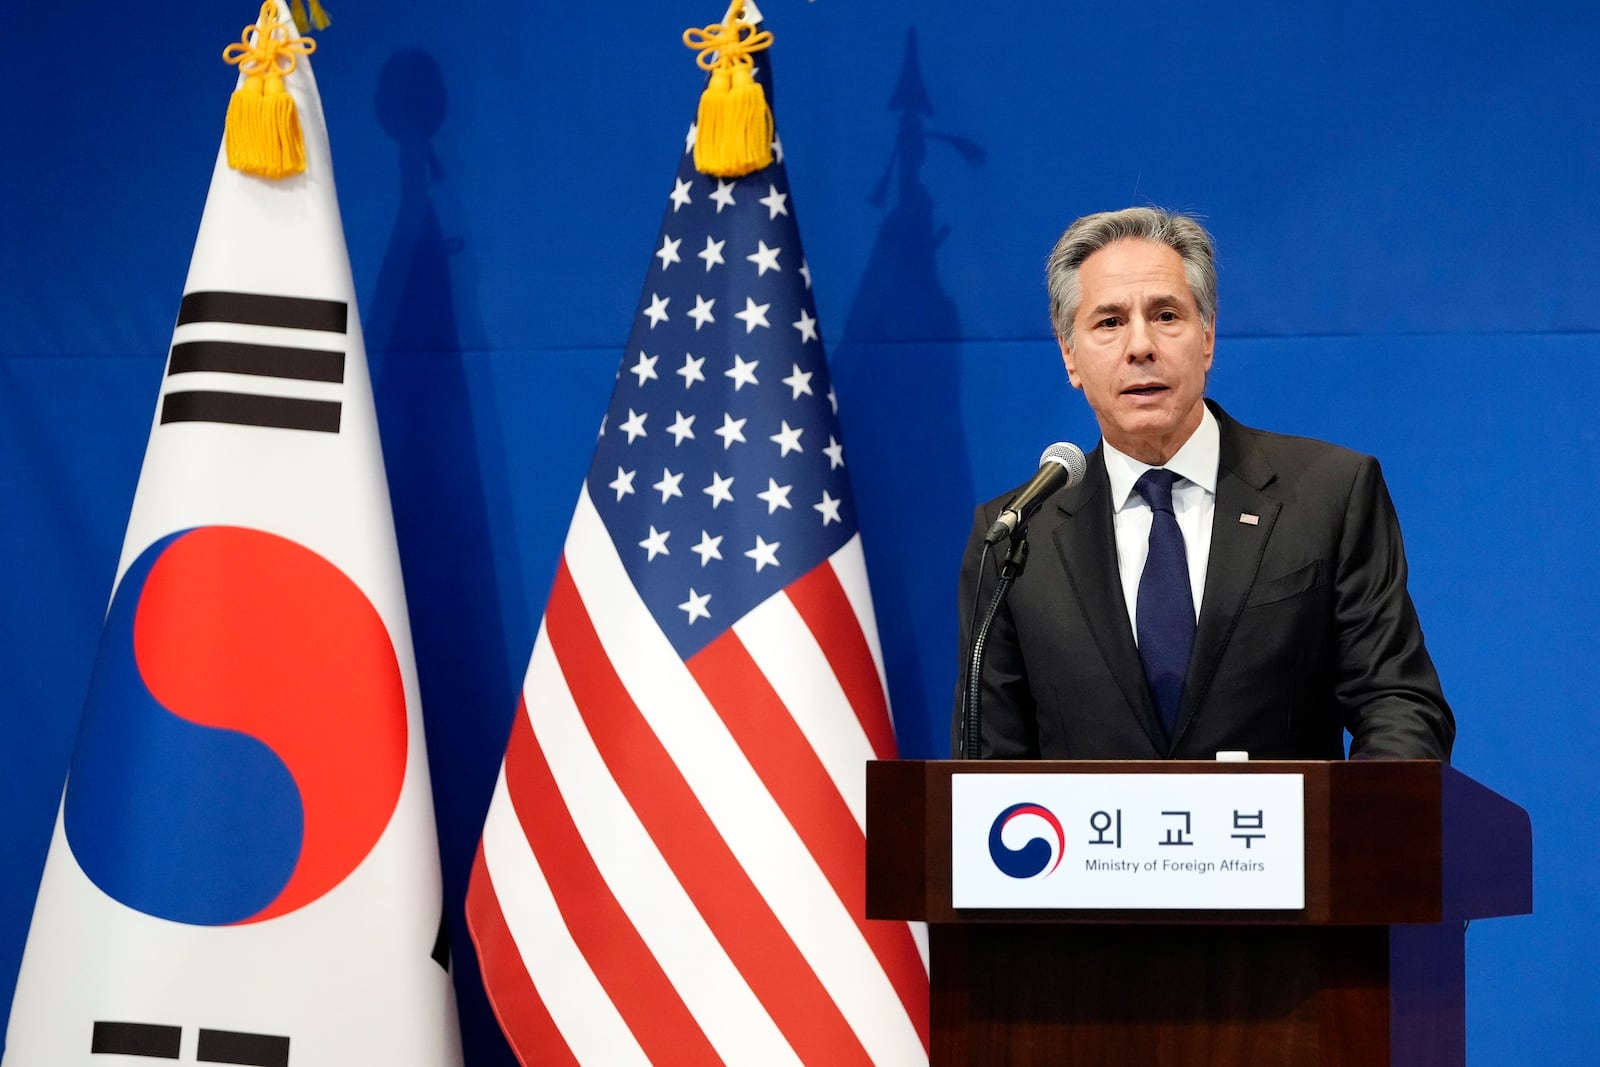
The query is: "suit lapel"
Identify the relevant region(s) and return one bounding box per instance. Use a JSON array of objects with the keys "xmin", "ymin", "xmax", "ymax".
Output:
[
  {"xmin": 1048, "ymin": 451, "xmax": 1169, "ymax": 754},
  {"xmin": 1173, "ymin": 406, "xmax": 1279, "ymax": 748}
]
